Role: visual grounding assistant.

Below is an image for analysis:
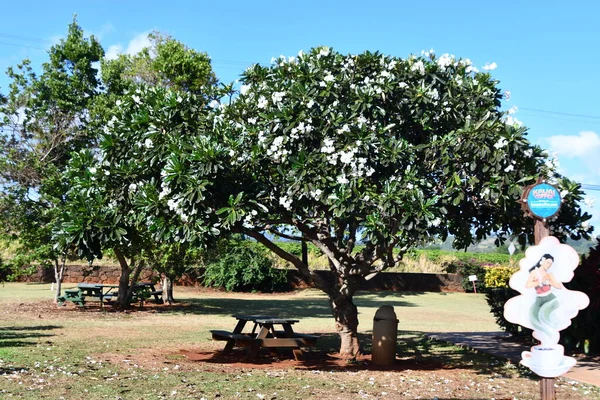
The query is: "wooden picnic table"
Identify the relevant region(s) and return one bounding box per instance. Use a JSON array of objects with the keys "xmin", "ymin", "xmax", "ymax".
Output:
[
  {"xmin": 210, "ymin": 314, "xmax": 319, "ymax": 361},
  {"xmin": 58, "ymin": 282, "xmax": 162, "ymax": 307}
]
